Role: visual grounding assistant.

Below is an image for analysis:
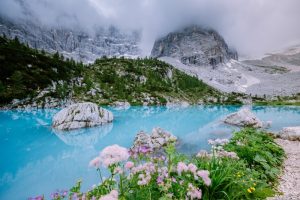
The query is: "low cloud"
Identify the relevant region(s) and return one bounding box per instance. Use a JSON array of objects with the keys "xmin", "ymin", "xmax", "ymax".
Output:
[{"xmin": 1, "ymin": 0, "xmax": 300, "ymax": 57}]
